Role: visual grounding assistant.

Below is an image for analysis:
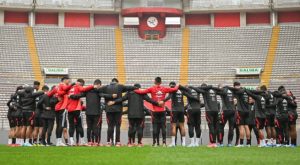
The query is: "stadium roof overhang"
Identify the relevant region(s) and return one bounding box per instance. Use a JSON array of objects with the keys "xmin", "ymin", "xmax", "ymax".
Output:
[{"xmin": 121, "ymin": 7, "xmax": 183, "ymax": 17}]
